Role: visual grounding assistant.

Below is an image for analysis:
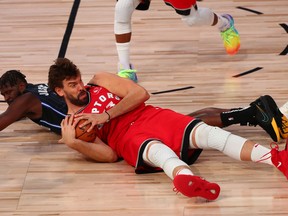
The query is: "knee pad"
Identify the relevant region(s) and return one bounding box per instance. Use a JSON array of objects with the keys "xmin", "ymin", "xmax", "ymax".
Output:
[
  {"xmin": 192, "ymin": 123, "xmax": 247, "ymax": 160},
  {"xmin": 143, "ymin": 141, "xmax": 187, "ymax": 179},
  {"xmin": 114, "ymin": 0, "xmax": 140, "ymax": 34},
  {"xmin": 181, "ymin": 7, "xmax": 214, "ymax": 26},
  {"xmin": 193, "ymin": 123, "xmax": 231, "ymax": 151}
]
